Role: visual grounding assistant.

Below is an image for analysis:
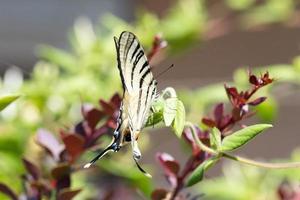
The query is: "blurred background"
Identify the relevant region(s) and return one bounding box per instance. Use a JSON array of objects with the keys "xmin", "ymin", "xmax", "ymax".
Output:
[{"xmin": 1, "ymin": 0, "xmax": 300, "ymax": 199}]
